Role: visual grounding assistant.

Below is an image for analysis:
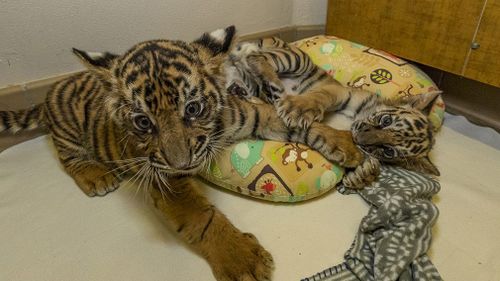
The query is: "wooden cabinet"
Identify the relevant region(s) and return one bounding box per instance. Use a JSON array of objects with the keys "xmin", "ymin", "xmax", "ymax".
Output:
[{"xmin": 326, "ymin": 0, "xmax": 500, "ymax": 87}]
